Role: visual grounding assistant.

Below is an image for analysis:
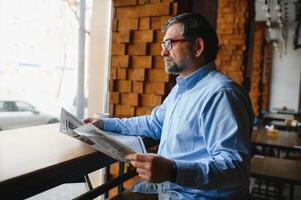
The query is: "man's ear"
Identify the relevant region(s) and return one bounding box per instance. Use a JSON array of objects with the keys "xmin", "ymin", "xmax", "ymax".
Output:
[{"xmin": 194, "ymin": 38, "xmax": 205, "ymax": 57}]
